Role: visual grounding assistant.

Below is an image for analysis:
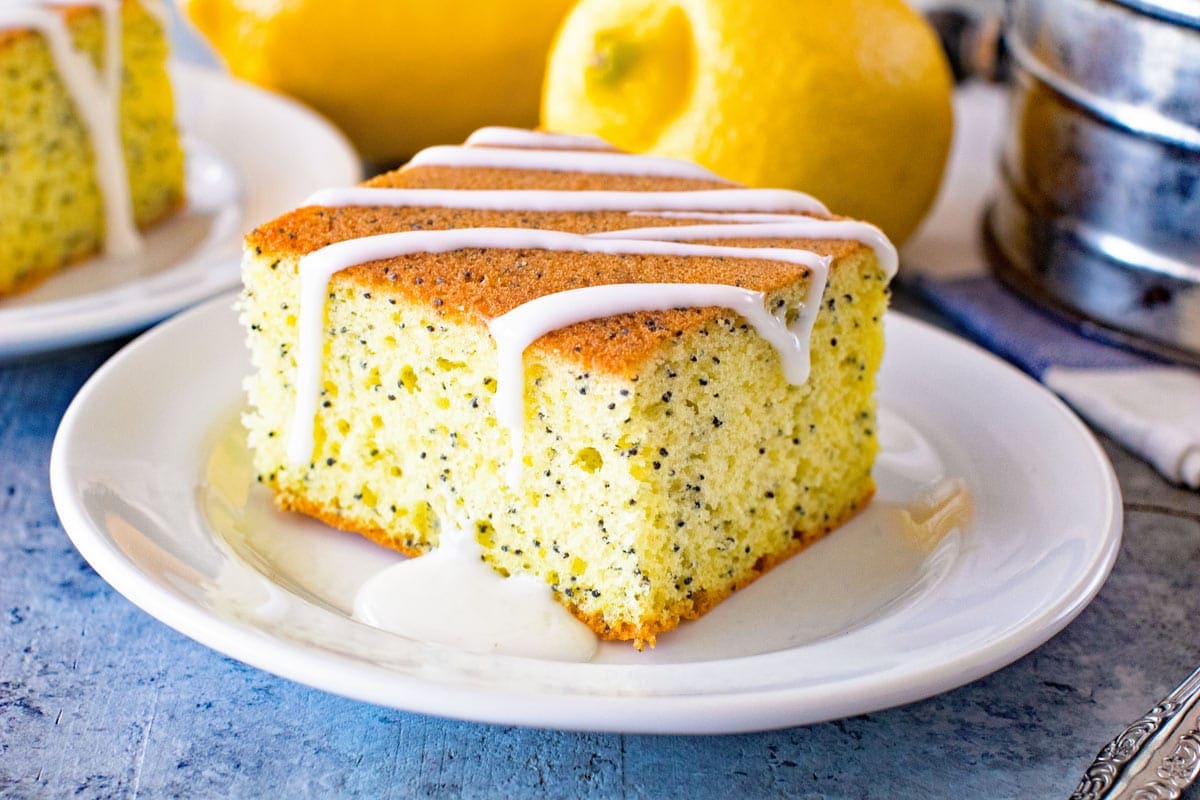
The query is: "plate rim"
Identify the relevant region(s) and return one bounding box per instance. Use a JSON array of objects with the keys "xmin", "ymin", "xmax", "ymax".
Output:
[
  {"xmin": 49, "ymin": 292, "xmax": 1123, "ymax": 734},
  {"xmin": 0, "ymin": 63, "xmax": 360, "ymax": 359}
]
